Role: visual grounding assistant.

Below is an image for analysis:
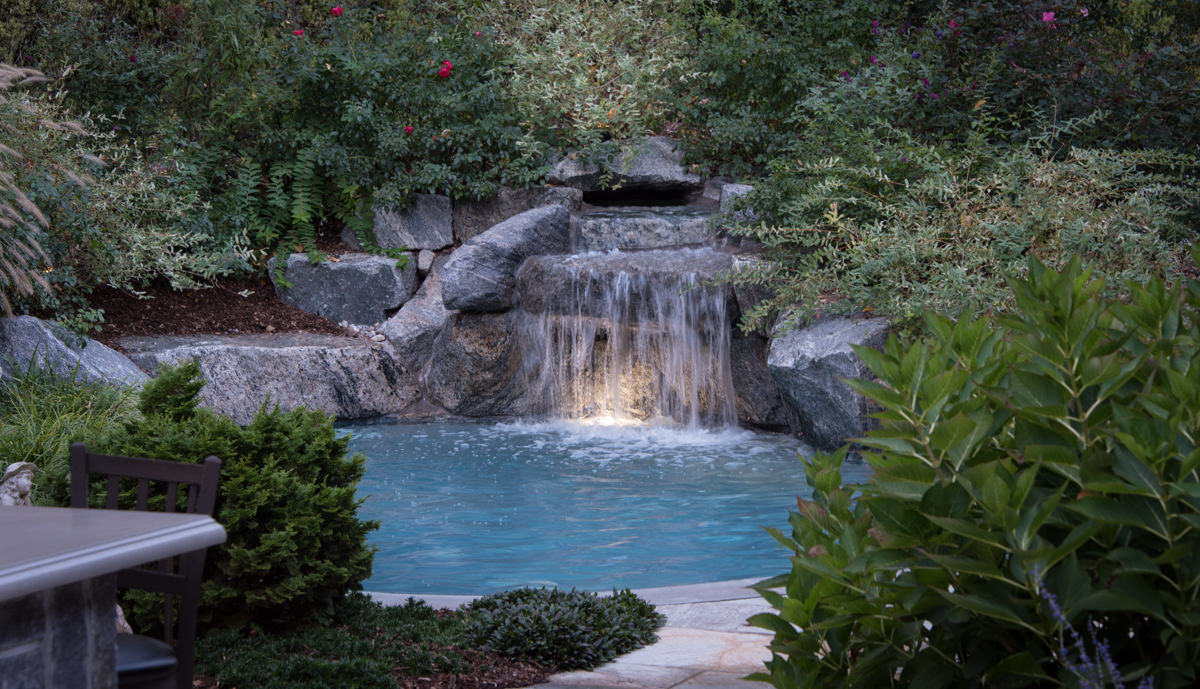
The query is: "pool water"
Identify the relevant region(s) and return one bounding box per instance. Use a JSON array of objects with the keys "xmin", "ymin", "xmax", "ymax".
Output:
[{"xmin": 345, "ymin": 420, "xmax": 872, "ymax": 594}]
